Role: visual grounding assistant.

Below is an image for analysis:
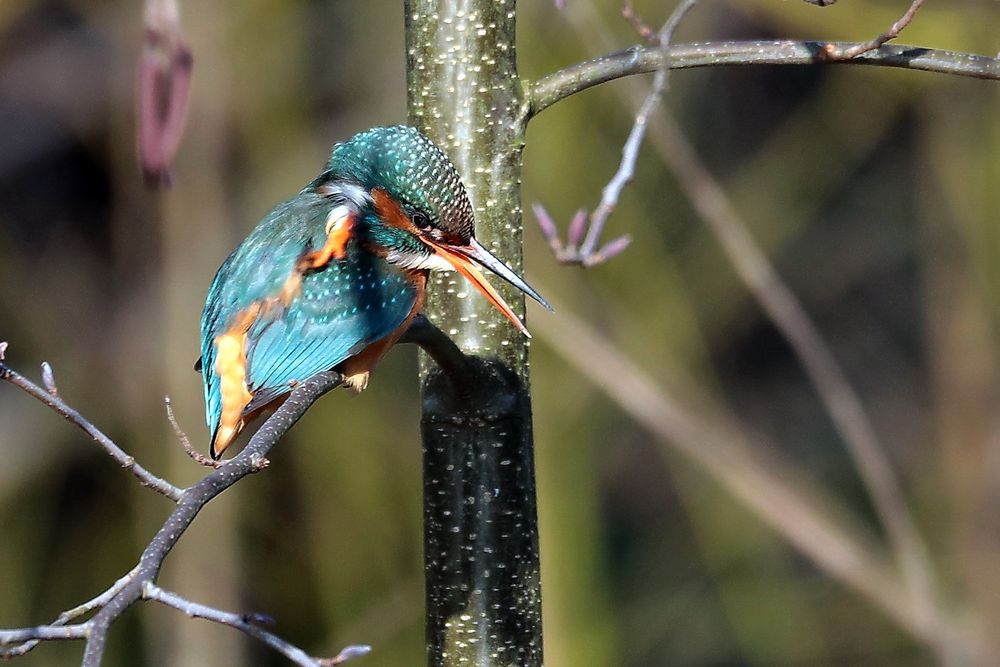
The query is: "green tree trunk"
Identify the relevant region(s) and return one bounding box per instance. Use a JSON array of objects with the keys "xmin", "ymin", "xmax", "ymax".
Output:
[{"xmin": 404, "ymin": 2, "xmax": 543, "ymax": 665}]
